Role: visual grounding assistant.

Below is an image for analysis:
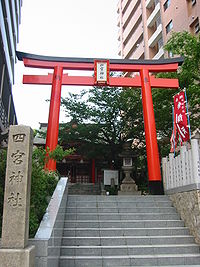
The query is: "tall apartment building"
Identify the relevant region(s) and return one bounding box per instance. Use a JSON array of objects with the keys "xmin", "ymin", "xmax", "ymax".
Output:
[
  {"xmin": 0, "ymin": 0, "xmax": 22, "ymax": 134},
  {"xmin": 117, "ymin": 0, "xmax": 200, "ymax": 60}
]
